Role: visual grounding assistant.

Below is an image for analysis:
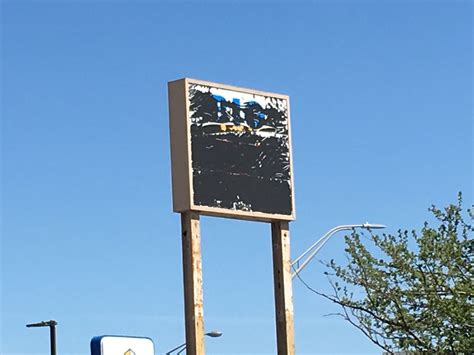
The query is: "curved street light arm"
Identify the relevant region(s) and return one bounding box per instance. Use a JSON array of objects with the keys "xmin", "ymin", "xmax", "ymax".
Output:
[
  {"xmin": 165, "ymin": 343, "xmax": 186, "ymax": 355},
  {"xmin": 176, "ymin": 346, "xmax": 187, "ymax": 355},
  {"xmin": 292, "ymin": 225, "xmax": 354, "ymax": 266},
  {"xmin": 291, "ymin": 223, "xmax": 385, "ymax": 279},
  {"xmin": 165, "ymin": 330, "xmax": 222, "ymax": 354},
  {"xmin": 291, "ymin": 225, "xmax": 356, "ymax": 278}
]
